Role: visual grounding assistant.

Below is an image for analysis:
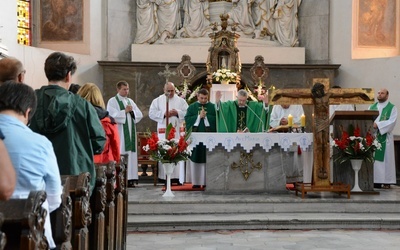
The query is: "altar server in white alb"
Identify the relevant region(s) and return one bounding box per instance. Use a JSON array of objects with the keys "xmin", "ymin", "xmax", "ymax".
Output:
[
  {"xmin": 149, "ymin": 82, "xmax": 188, "ymax": 184},
  {"xmin": 369, "ymin": 88, "xmax": 397, "ymax": 189},
  {"xmin": 107, "ymin": 81, "xmax": 143, "ymax": 187}
]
